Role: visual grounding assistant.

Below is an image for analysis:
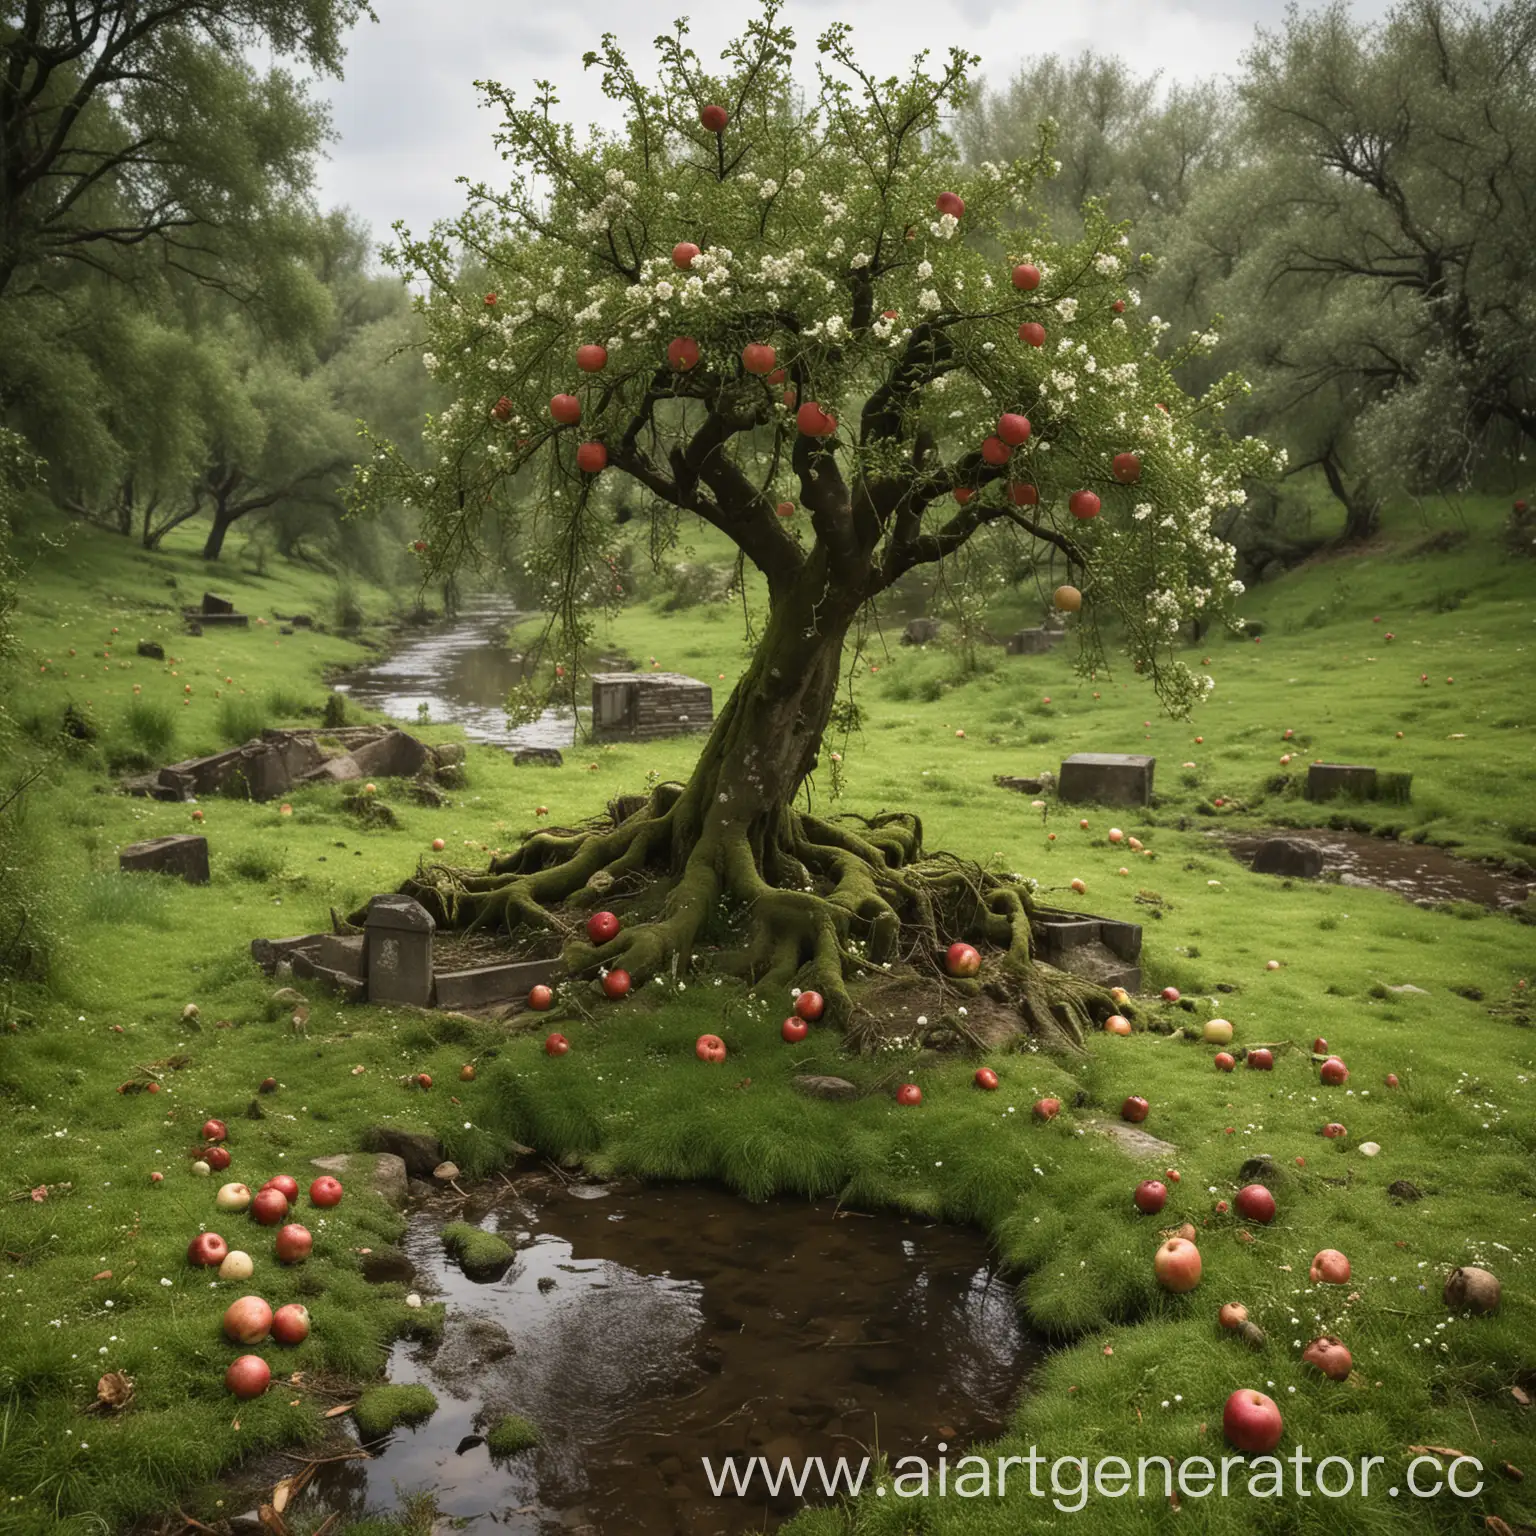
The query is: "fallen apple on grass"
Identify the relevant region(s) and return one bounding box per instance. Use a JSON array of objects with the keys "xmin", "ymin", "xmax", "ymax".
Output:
[
  {"xmin": 1120, "ymin": 1096, "xmax": 1149, "ymax": 1123},
  {"xmin": 1310, "ymin": 1249, "xmax": 1351, "ymax": 1284},
  {"xmin": 202, "ymin": 1119, "xmax": 228, "ymax": 1143},
  {"xmin": 1133, "ymin": 1179, "xmax": 1167, "ymax": 1215},
  {"xmin": 309, "ymin": 1176, "xmax": 343, "ymax": 1208},
  {"xmin": 1214, "ymin": 1052, "xmax": 1236, "ymax": 1072},
  {"xmin": 1319, "ymin": 1056, "xmax": 1349, "ymax": 1086},
  {"xmin": 974, "ymin": 1067, "xmax": 999, "ymax": 1091},
  {"xmin": 251, "ymin": 1188, "xmax": 288, "ymax": 1226},
  {"xmin": 191, "ymin": 1160, "xmax": 211, "ymax": 1177},
  {"xmin": 1321, "ymin": 1122, "xmax": 1347, "ymax": 1140},
  {"xmin": 1223, "ymin": 1389, "xmax": 1283, "ymax": 1453},
  {"xmin": 896, "ymin": 1083, "xmax": 923, "ymax": 1106},
  {"xmin": 1246, "ymin": 1048, "xmax": 1274, "ymax": 1071},
  {"xmin": 1218, "ymin": 1302, "xmax": 1248, "ymax": 1330},
  {"xmin": 225, "ymin": 1355, "xmax": 271, "ymax": 1399},
  {"xmin": 1161, "ymin": 987, "xmax": 1180, "ymax": 1003},
  {"xmin": 781, "ymin": 1016, "xmax": 809, "ymax": 1044},
  {"xmin": 216, "ymin": 1183, "xmax": 252, "ymax": 1213},
  {"xmin": 1032, "ymin": 1098, "xmax": 1060, "ymax": 1121},
  {"xmin": 601, "ymin": 969, "xmax": 632, "ymax": 999},
  {"xmin": 219, "ymin": 1250, "xmax": 254, "ymax": 1282},
  {"xmin": 586, "ymin": 911, "xmax": 620, "ymax": 944},
  {"xmin": 944, "ymin": 942, "xmax": 981, "ymax": 977},
  {"xmin": 1302, "ymin": 1336, "xmax": 1352, "ymax": 1380},
  {"xmin": 272, "ymin": 1303, "xmax": 311, "ymax": 1345},
  {"xmin": 696, "ymin": 1034, "xmax": 727, "ymax": 1064},
  {"xmin": 202, "ymin": 1146, "xmax": 231, "ymax": 1172},
  {"xmin": 528, "ymin": 985, "xmax": 553, "ymax": 1011},
  {"xmin": 1235, "ymin": 1184, "xmax": 1276, "ymax": 1224},
  {"xmin": 544, "ymin": 1032, "xmax": 570, "ymax": 1056},
  {"xmin": 794, "ymin": 990, "xmax": 825, "ymax": 1022},
  {"xmin": 223, "ymin": 1295, "xmax": 273, "ymax": 1344},
  {"xmin": 460, "ymin": 1064, "xmax": 476, "ymax": 1082},
  {"xmin": 1104, "ymin": 1014, "xmax": 1132, "ymax": 1036},
  {"xmin": 275, "ymin": 1224, "xmax": 313, "ymax": 1264},
  {"xmin": 1202, "ymin": 1018, "xmax": 1233, "ymax": 1045},
  {"xmin": 1153, "ymin": 1237, "xmax": 1202, "ymax": 1292}
]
